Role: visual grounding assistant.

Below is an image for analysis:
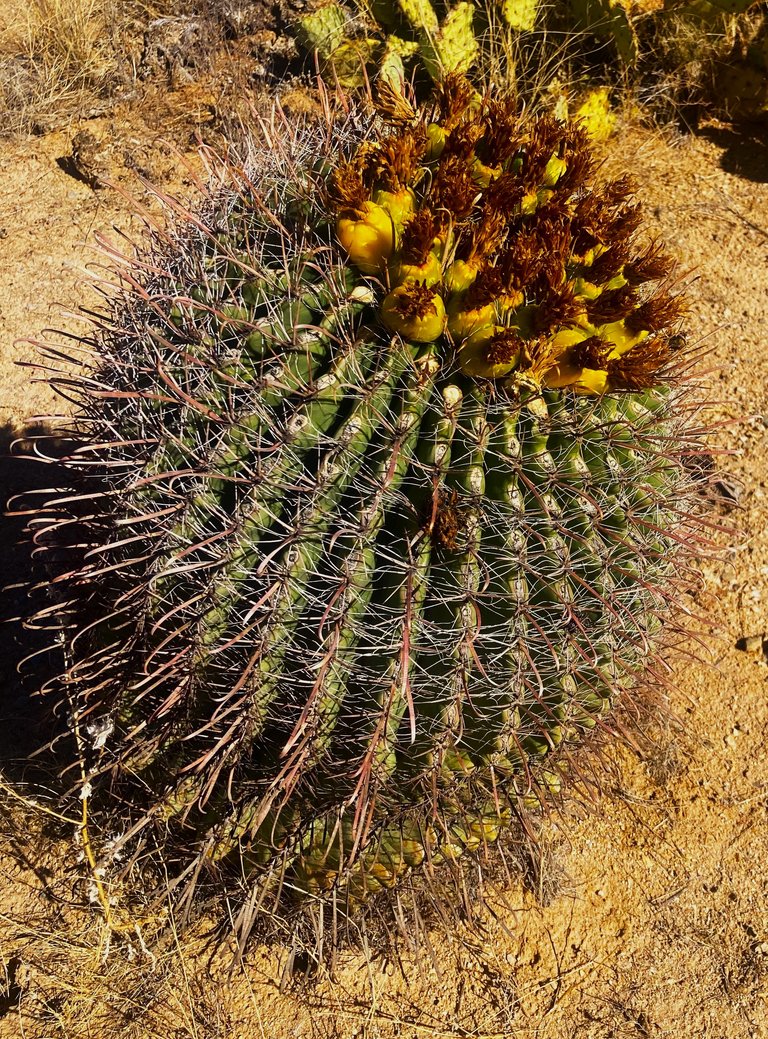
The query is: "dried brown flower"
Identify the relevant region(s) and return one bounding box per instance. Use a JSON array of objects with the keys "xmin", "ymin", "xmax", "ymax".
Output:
[
  {"xmin": 587, "ymin": 286, "xmax": 639, "ymax": 326},
  {"xmin": 481, "ymin": 172, "xmax": 525, "ymax": 218},
  {"xmin": 327, "ymin": 159, "xmax": 370, "ymax": 215},
  {"xmin": 374, "ymin": 79, "xmax": 418, "ymax": 127},
  {"xmin": 519, "ymin": 115, "xmax": 567, "ymax": 191},
  {"xmin": 484, "ymin": 328, "xmax": 523, "ymax": 365},
  {"xmin": 607, "ymin": 336, "xmax": 671, "ymax": 389},
  {"xmin": 477, "ymin": 96, "xmax": 523, "ymax": 167},
  {"xmin": 624, "ymin": 241, "xmax": 675, "ymax": 286},
  {"xmin": 431, "ymin": 72, "xmax": 477, "ymax": 131},
  {"xmin": 376, "ymin": 127, "xmax": 428, "ymax": 192},
  {"xmin": 568, "ymin": 335, "xmax": 612, "ymax": 370},
  {"xmin": 429, "ymin": 156, "xmax": 478, "ymax": 222},
  {"xmin": 390, "ymin": 281, "xmax": 441, "ymax": 321},
  {"xmin": 400, "ymin": 209, "xmax": 440, "ymax": 266},
  {"xmin": 588, "ymin": 241, "xmax": 632, "ymax": 284},
  {"xmin": 442, "ymin": 119, "xmax": 484, "ymax": 163},
  {"xmin": 625, "ymin": 289, "xmax": 686, "ymax": 334}
]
